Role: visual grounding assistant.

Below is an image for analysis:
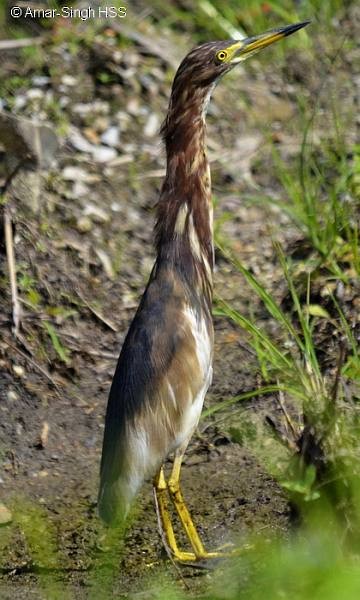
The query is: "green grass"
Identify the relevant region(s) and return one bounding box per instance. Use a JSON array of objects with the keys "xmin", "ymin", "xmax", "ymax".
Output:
[
  {"xmin": 261, "ymin": 135, "xmax": 360, "ymax": 280},
  {"xmin": 147, "ymin": 0, "xmax": 345, "ymax": 49}
]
